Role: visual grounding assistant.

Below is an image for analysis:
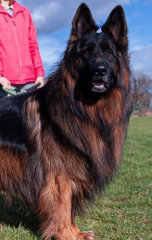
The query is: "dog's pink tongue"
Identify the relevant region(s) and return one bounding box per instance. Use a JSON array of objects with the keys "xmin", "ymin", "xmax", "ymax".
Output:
[
  {"xmin": 94, "ymin": 82, "xmax": 105, "ymax": 90},
  {"xmin": 95, "ymin": 82, "xmax": 103, "ymax": 86}
]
